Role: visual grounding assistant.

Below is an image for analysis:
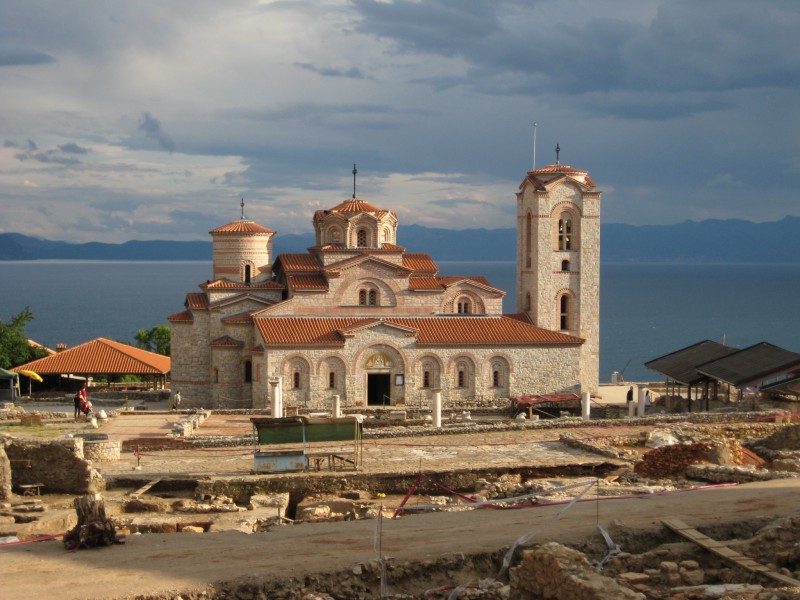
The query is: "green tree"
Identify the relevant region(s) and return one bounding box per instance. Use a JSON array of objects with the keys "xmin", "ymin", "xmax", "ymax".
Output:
[
  {"xmin": 134, "ymin": 325, "xmax": 171, "ymax": 356},
  {"xmin": 0, "ymin": 307, "xmax": 47, "ymax": 369}
]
